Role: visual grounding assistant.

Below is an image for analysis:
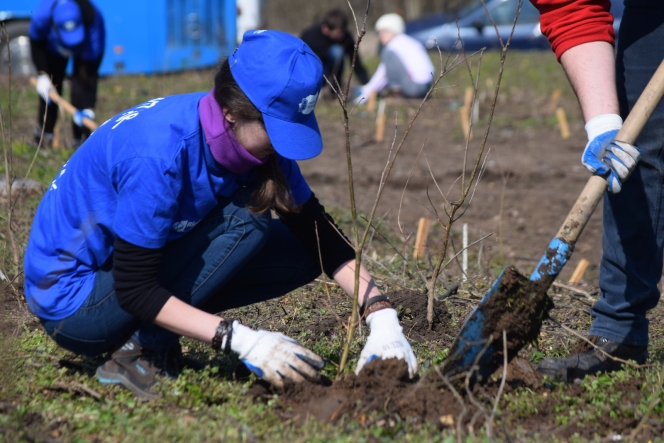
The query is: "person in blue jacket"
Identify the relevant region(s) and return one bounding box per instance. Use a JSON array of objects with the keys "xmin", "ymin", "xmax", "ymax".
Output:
[
  {"xmin": 29, "ymin": 0, "xmax": 105, "ymax": 148},
  {"xmin": 23, "ymin": 30, "xmax": 418, "ymax": 400}
]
